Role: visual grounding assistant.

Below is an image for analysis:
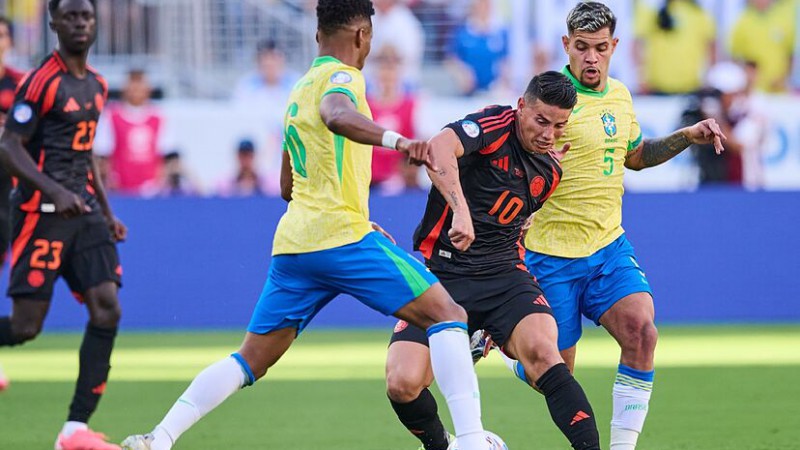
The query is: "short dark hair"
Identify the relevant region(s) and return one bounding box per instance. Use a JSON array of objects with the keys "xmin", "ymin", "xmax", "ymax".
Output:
[
  {"xmin": 524, "ymin": 71, "xmax": 578, "ymax": 110},
  {"xmin": 256, "ymin": 39, "xmax": 278, "ymax": 55},
  {"xmin": 48, "ymin": 0, "xmax": 97, "ymax": 16},
  {"xmin": 0, "ymin": 16, "xmax": 13, "ymax": 37},
  {"xmin": 567, "ymin": 2, "xmax": 616, "ymax": 36},
  {"xmin": 317, "ymin": 0, "xmax": 375, "ymax": 36}
]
